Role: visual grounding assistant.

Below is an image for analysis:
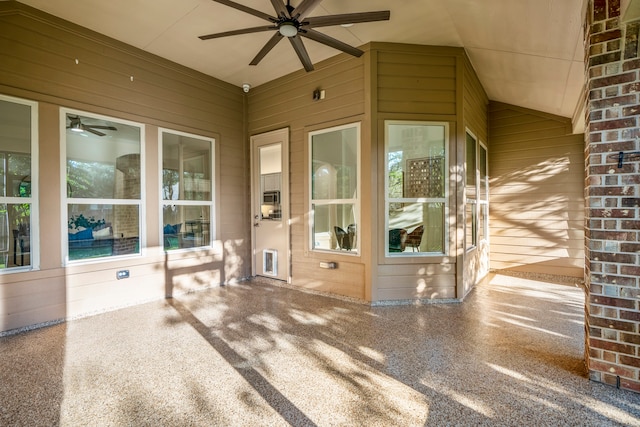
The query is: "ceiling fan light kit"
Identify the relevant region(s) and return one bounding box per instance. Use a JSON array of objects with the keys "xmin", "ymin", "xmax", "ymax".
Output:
[{"xmin": 200, "ymin": 0, "xmax": 390, "ymax": 72}]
